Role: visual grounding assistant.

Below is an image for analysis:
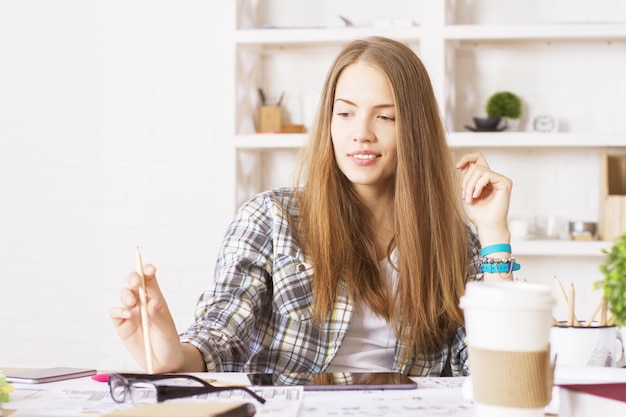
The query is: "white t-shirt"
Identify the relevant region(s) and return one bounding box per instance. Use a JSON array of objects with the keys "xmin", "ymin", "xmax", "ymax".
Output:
[{"xmin": 326, "ymin": 255, "xmax": 398, "ymax": 372}]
